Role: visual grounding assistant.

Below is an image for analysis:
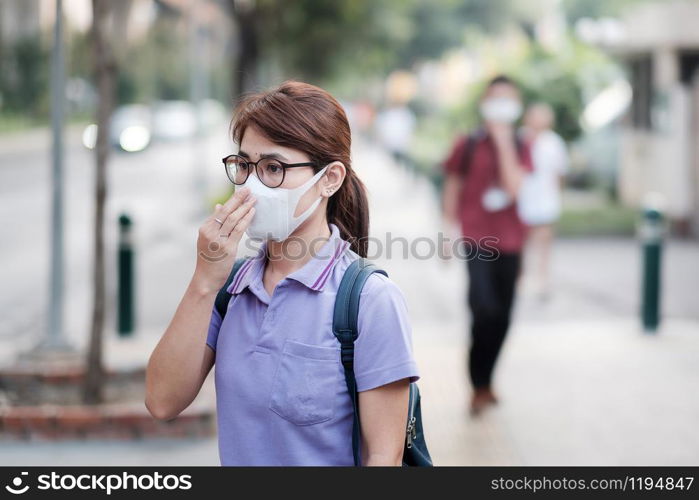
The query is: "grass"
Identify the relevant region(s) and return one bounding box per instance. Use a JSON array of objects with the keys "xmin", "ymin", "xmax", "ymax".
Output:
[
  {"xmin": 0, "ymin": 114, "xmax": 41, "ymax": 134},
  {"xmin": 0, "ymin": 112, "xmax": 93, "ymax": 135},
  {"xmin": 556, "ymin": 202, "xmax": 637, "ymax": 237}
]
